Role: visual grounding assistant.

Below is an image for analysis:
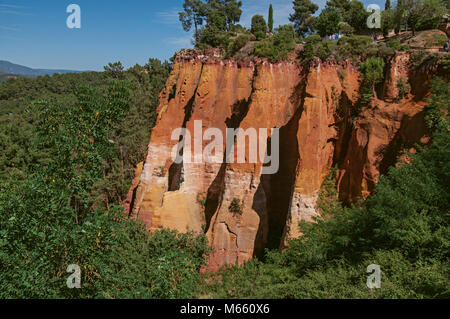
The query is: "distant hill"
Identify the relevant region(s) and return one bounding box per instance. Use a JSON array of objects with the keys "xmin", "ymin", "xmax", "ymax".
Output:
[{"xmin": 0, "ymin": 60, "xmax": 87, "ymax": 77}]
